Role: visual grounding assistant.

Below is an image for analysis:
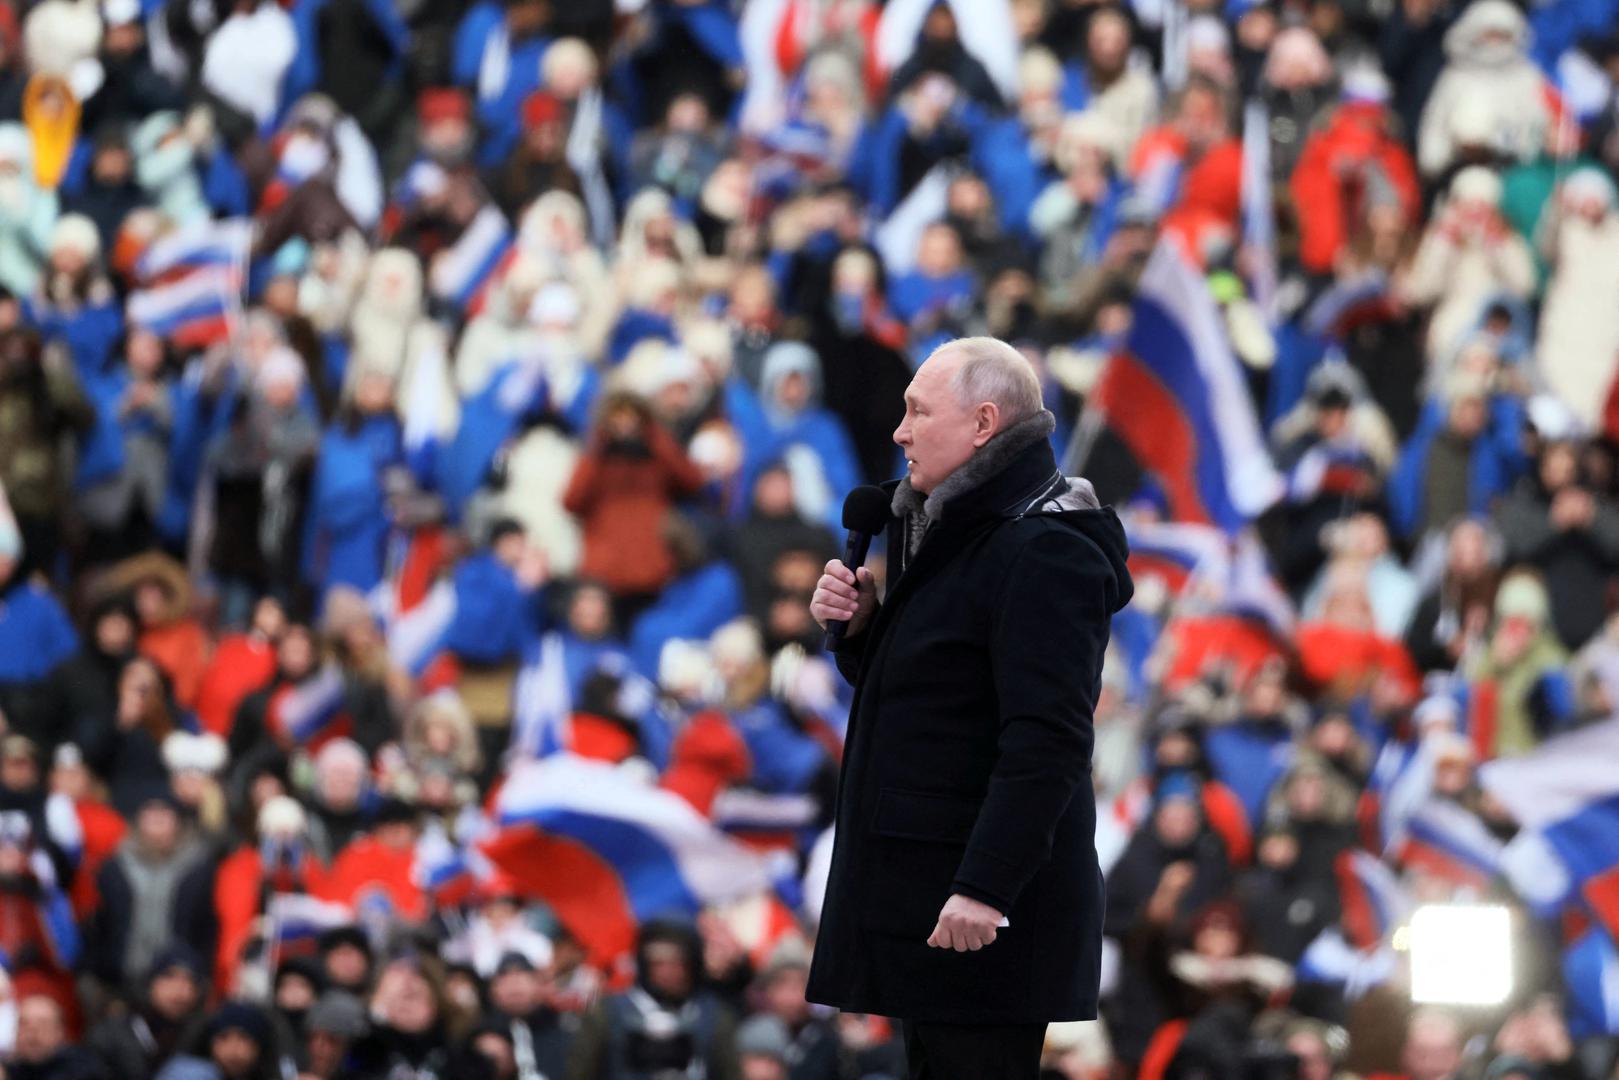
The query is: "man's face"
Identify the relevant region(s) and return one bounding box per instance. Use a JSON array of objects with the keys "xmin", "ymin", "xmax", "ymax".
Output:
[
  {"xmin": 1403, "ymin": 1017, "xmax": 1462, "ymax": 1080},
  {"xmin": 14, "ymin": 997, "xmax": 63, "ymax": 1062},
  {"xmin": 325, "ymin": 944, "xmax": 370, "ymax": 990},
  {"xmin": 212, "ymin": 1029, "xmax": 260, "ymax": 1078},
  {"xmin": 149, "ymin": 968, "xmax": 200, "ymax": 1020},
  {"xmin": 763, "ymin": 967, "xmax": 810, "ymax": 1025},
  {"xmin": 893, "ymin": 352, "xmax": 988, "ymax": 495},
  {"xmin": 307, "ymin": 1030, "xmax": 346, "ymax": 1076},
  {"xmin": 491, "ymin": 969, "xmax": 542, "ymax": 1016},
  {"xmin": 643, "ymin": 940, "xmax": 692, "ymax": 1000},
  {"xmin": 136, "ymin": 803, "xmax": 180, "ymax": 855},
  {"xmin": 1, "ymin": 754, "xmax": 36, "ymax": 793}
]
